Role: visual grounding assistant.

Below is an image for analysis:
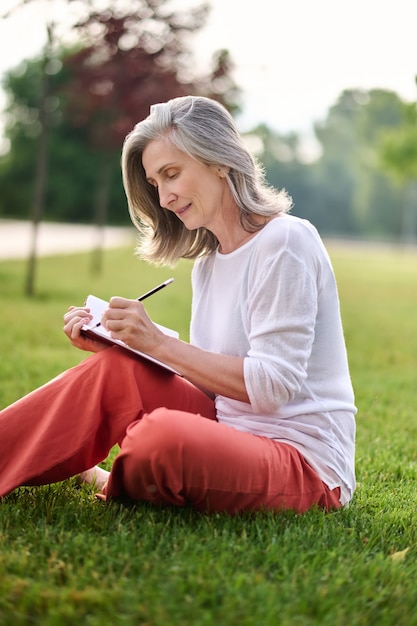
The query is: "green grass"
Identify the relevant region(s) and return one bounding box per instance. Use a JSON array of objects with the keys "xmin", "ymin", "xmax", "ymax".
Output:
[{"xmin": 1, "ymin": 242, "xmax": 417, "ymax": 625}]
